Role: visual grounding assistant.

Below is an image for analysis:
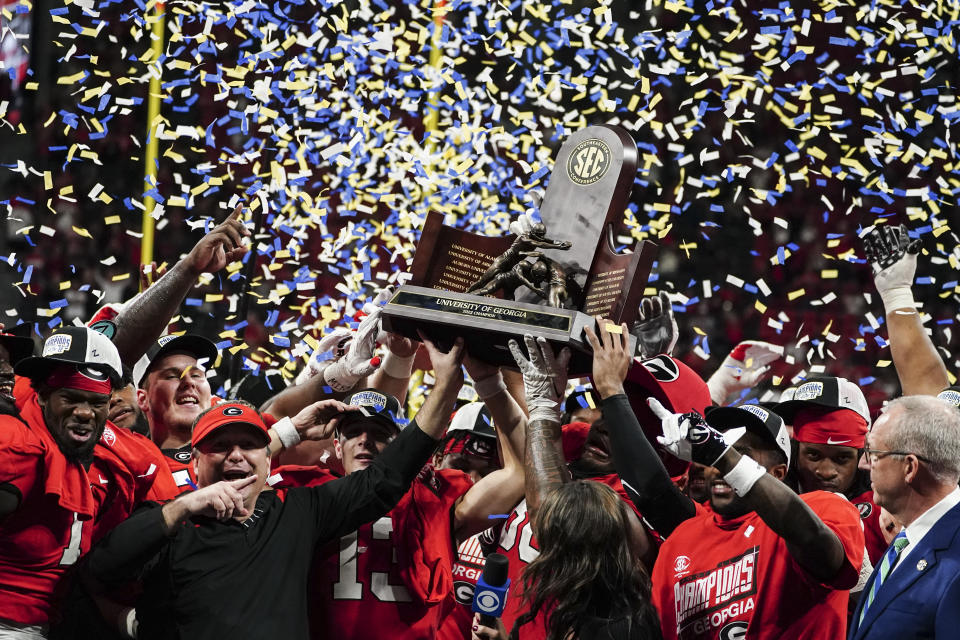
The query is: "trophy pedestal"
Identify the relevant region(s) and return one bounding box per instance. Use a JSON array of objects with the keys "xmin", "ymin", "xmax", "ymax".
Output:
[{"xmin": 382, "ymin": 285, "xmax": 635, "ymax": 377}]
